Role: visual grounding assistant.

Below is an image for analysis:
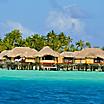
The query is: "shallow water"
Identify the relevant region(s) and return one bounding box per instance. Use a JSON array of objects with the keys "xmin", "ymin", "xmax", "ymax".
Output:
[{"xmin": 0, "ymin": 70, "xmax": 104, "ymax": 104}]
